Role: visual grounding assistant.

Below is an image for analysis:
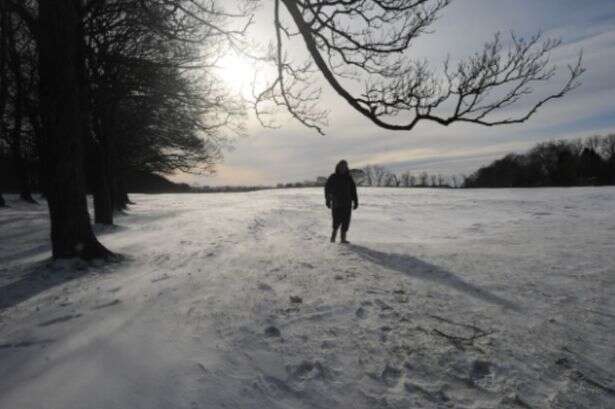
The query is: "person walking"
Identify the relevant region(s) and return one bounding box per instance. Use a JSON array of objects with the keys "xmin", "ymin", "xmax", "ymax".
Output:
[{"xmin": 325, "ymin": 160, "xmax": 358, "ymax": 243}]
